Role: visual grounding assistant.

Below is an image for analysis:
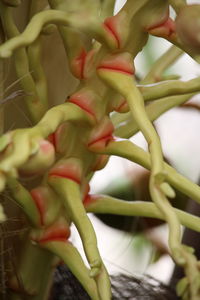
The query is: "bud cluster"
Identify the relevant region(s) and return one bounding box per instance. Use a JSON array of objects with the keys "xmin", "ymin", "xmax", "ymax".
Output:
[{"xmin": 0, "ymin": 1, "xmax": 200, "ymax": 300}]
